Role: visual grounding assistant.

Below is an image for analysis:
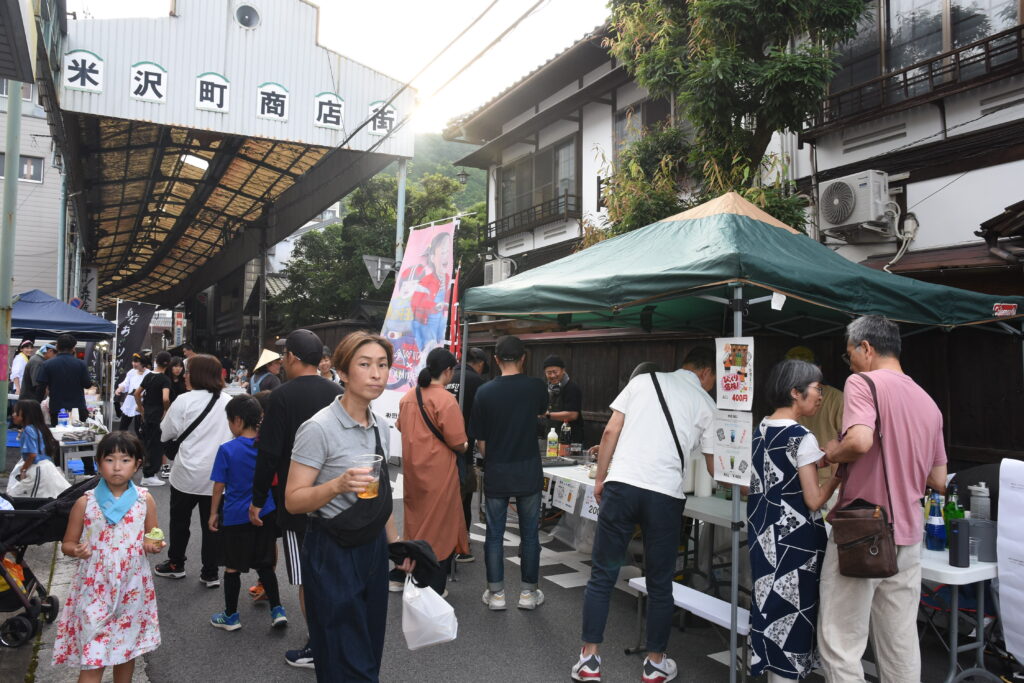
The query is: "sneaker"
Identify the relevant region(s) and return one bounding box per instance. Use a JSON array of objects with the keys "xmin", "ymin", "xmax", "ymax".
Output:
[
  {"xmin": 481, "ymin": 589, "xmax": 506, "ymax": 611},
  {"xmin": 210, "ymin": 611, "xmax": 241, "ymax": 631},
  {"xmin": 285, "ymin": 643, "xmax": 314, "ymax": 669},
  {"xmin": 389, "ymin": 579, "xmax": 405, "ymax": 593},
  {"xmin": 518, "ymin": 588, "xmax": 545, "ymax": 610},
  {"xmin": 200, "ymin": 572, "xmax": 220, "ymax": 588},
  {"xmin": 140, "ymin": 476, "xmax": 166, "ymax": 487},
  {"xmin": 159, "ymin": 464, "xmax": 171, "ymax": 479},
  {"xmin": 641, "ymin": 656, "xmax": 677, "ymax": 683},
  {"xmin": 454, "ymin": 553, "xmax": 475, "ymax": 563},
  {"xmin": 270, "ymin": 605, "xmax": 288, "ymax": 628},
  {"xmin": 153, "ymin": 560, "xmax": 185, "ymax": 579},
  {"xmin": 249, "ymin": 582, "xmax": 268, "ymax": 602},
  {"xmin": 571, "ymin": 649, "xmax": 602, "ymax": 681}
]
